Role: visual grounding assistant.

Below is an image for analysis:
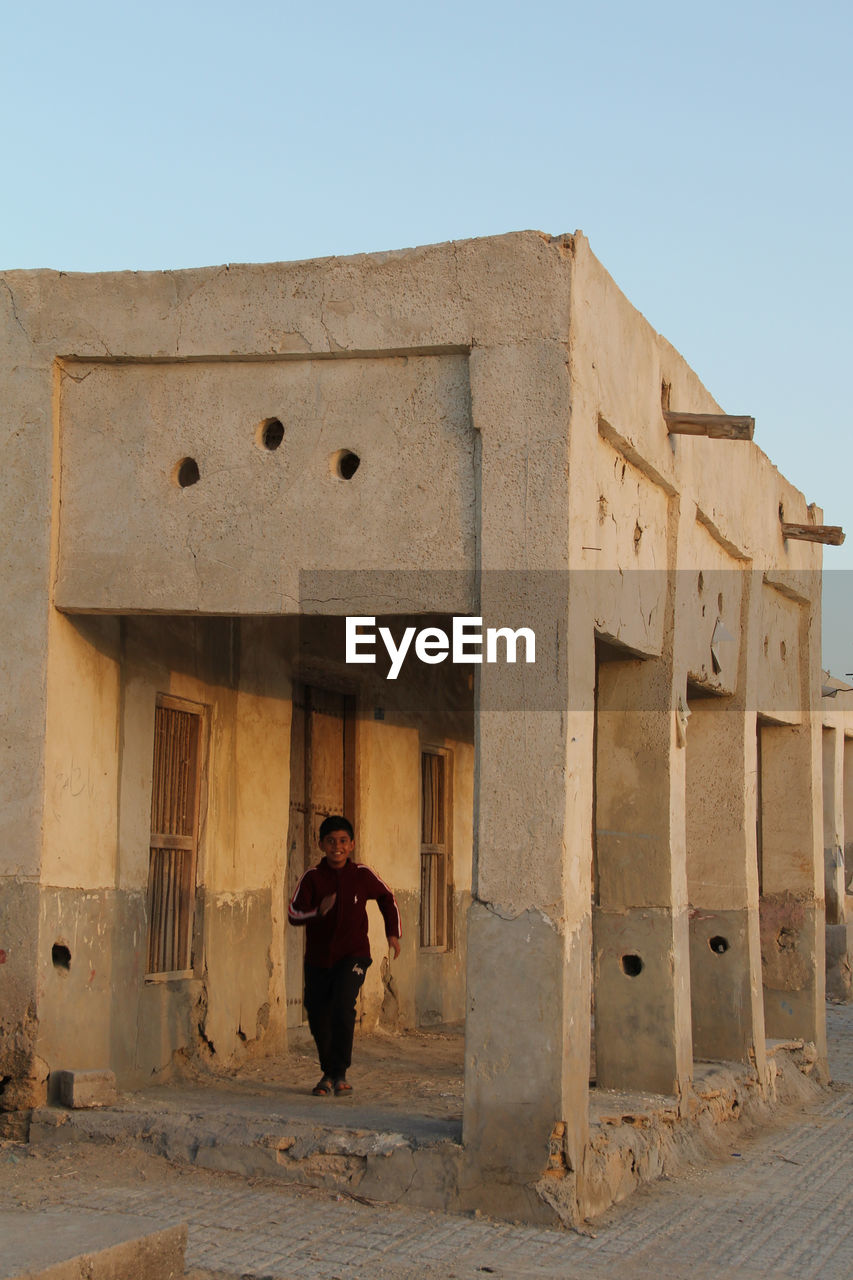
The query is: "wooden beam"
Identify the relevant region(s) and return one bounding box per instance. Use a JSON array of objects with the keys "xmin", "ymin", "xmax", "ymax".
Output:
[
  {"xmin": 664, "ymin": 411, "xmax": 754, "ymax": 440},
  {"xmin": 781, "ymin": 522, "xmax": 846, "ymax": 546}
]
